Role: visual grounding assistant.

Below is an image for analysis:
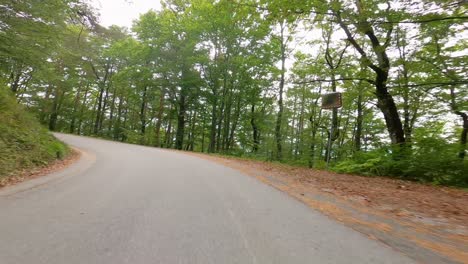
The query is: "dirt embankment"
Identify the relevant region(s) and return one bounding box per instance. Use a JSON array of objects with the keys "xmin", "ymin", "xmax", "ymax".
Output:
[{"xmin": 0, "ymin": 148, "xmax": 81, "ymax": 189}]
